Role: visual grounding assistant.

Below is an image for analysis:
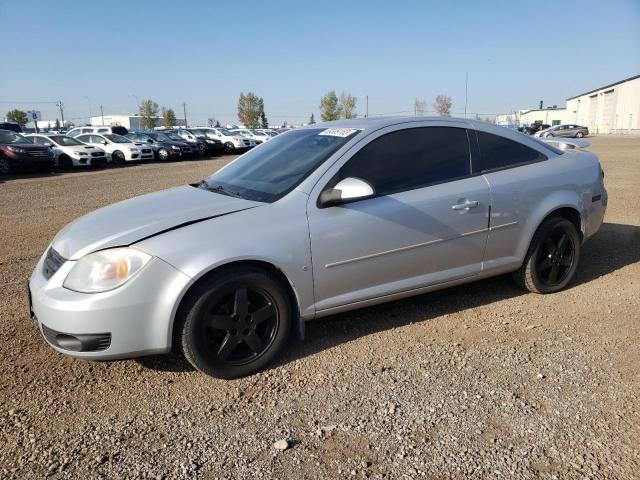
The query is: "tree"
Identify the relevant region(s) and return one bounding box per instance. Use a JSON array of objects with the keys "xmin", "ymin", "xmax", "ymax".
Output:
[
  {"xmin": 54, "ymin": 118, "xmax": 61, "ymax": 129},
  {"xmin": 309, "ymin": 113, "xmax": 315, "ymax": 124},
  {"xmin": 433, "ymin": 95, "xmax": 452, "ymax": 116},
  {"xmin": 339, "ymin": 92, "xmax": 357, "ymax": 119},
  {"xmin": 163, "ymin": 108, "xmax": 177, "ymax": 128},
  {"xmin": 215, "ymin": 120, "xmax": 221, "ymax": 127},
  {"xmin": 237, "ymin": 92, "xmax": 262, "ymax": 128},
  {"xmin": 6, "ymin": 109, "xmax": 28, "ymax": 127},
  {"xmin": 139, "ymin": 99, "xmax": 159, "ymax": 129},
  {"xmin": 257, "ymin": 97, "xmax": 269, "ymax": 128},
  {"xmin": 319, "ymin": 91, "xmax": 340, "ymax": 121}
]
